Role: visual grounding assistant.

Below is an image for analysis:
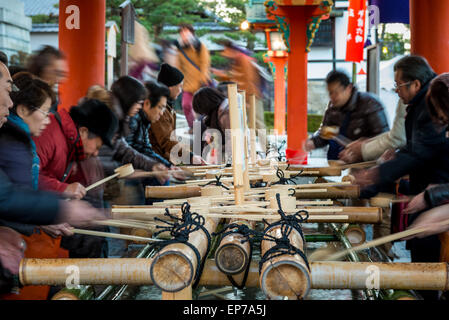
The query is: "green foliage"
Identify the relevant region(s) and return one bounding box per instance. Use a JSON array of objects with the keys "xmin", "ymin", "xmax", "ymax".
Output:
[
  {"xmin": 106, "ymin": 0, "xmax": 212, "ymax": 37},
  {"xmin": 210, "ymin": 53, "xmax": 229, "ymax": 69},
  {"xmin": 264, "ymin": 112, "xmax": 323, "ymax": 132},
  {"xmin": 31, "ymin": 14, "xmax": 58, "ymax": 24}
]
